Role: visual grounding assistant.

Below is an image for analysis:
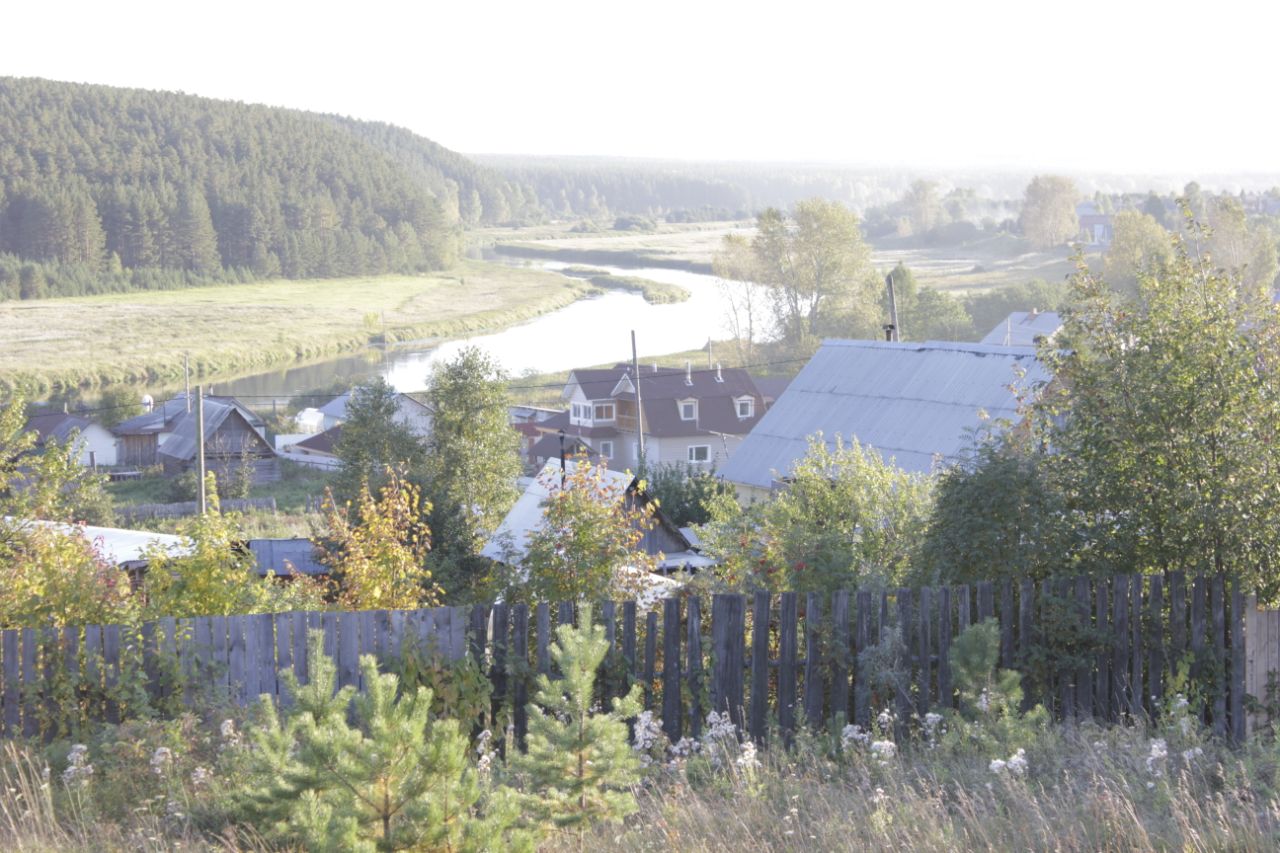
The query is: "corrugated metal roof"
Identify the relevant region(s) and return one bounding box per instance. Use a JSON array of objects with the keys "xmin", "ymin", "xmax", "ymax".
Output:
[
  {"xmin": 12, "ymin": 518, "xmax": 189, "ymax": 565},
  {"xmin": 980, "ymin": 311, "xmax": 1063, "ymax": 346},
  {"xmin": 719, "ymin": 339, "xmax": 1052, "ymax": 488},
  {"xmin": 247, "ymin": 538, "xmax": 327, "ymax": 577},
  {"xmin": 157, "ymin": 400, "xmax": 235, "ymax": 462}
]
